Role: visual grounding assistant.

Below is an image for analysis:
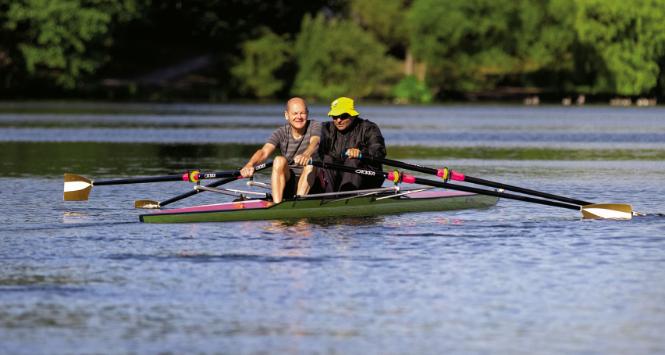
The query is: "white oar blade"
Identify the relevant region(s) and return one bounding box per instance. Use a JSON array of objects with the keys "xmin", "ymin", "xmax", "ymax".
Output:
[
  {"xmin": 581, "ymin": 203, "xmax": 633, "ymax": 220},
  {"xmin": 135, "ymin": 199, "xmax": 161, "ymax": 209},
  {"xmin": 64, "ymin": 173, "xmax": 92, "ymax": 201}
]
